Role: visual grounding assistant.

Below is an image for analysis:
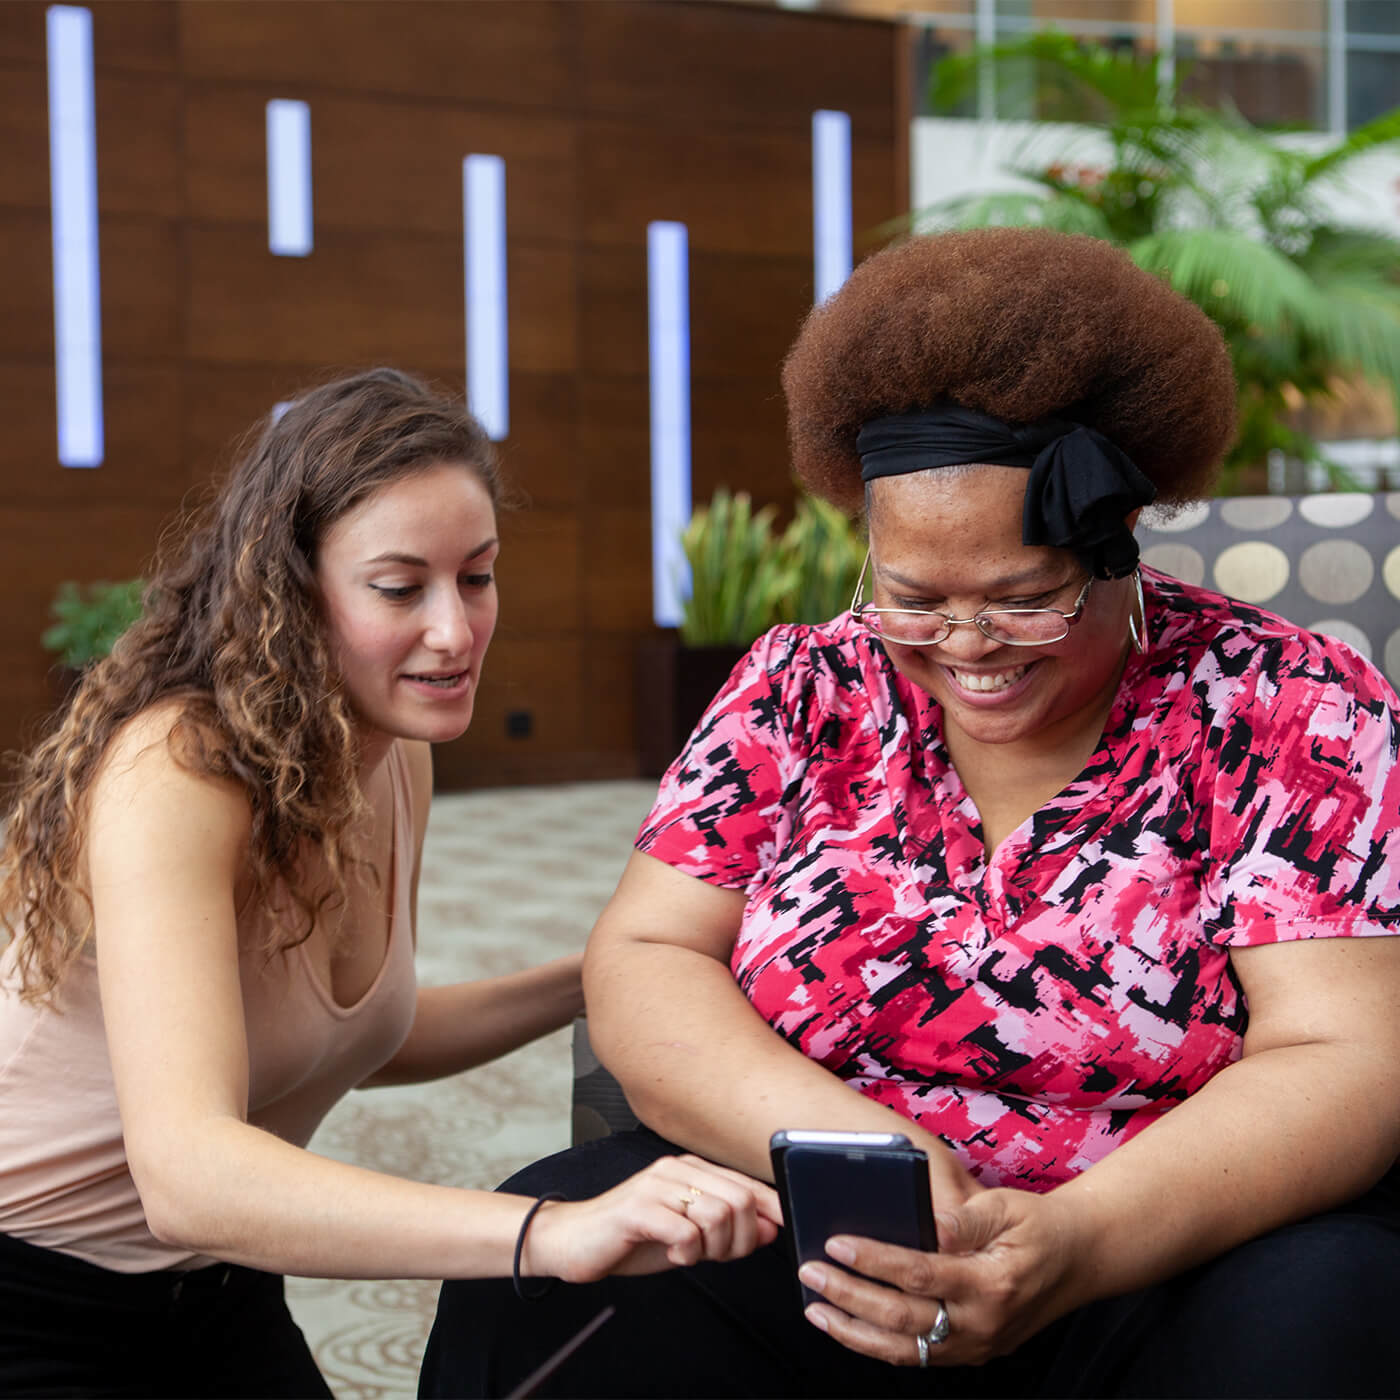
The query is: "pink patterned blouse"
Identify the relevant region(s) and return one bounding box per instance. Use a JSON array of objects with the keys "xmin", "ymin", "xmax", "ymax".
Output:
[{"xmin": 637, "ymin": 569, "xmax": 1400, "ymax": 1192}]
